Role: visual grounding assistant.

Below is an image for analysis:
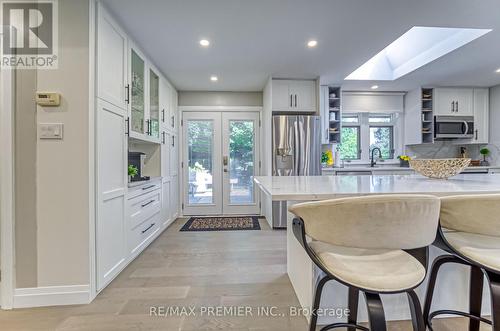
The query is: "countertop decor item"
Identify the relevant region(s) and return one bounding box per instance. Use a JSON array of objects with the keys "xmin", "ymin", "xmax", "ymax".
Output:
[
  {"xmin": 398, "ymin": 155, "xmax": 411, "ymax": 167},
  {"xmin": 409, "ymin": 158, "xmax": 471, "ymax": 179},
  {"xmin": 128, "ymin": 164, "xmax": 138, "ymax": 182},
  {"xmin": 480, "ymin": 147, "xmax": 490, "ymax": 166}
]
